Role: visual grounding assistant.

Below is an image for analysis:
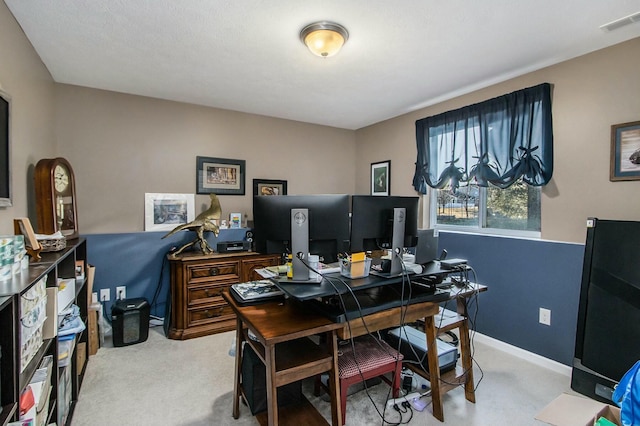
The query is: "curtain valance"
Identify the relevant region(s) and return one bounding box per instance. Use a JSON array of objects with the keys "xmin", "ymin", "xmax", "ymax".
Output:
[{"xmin": 413, "ymin": 83, "xmax": 553, "ymax": 193}]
